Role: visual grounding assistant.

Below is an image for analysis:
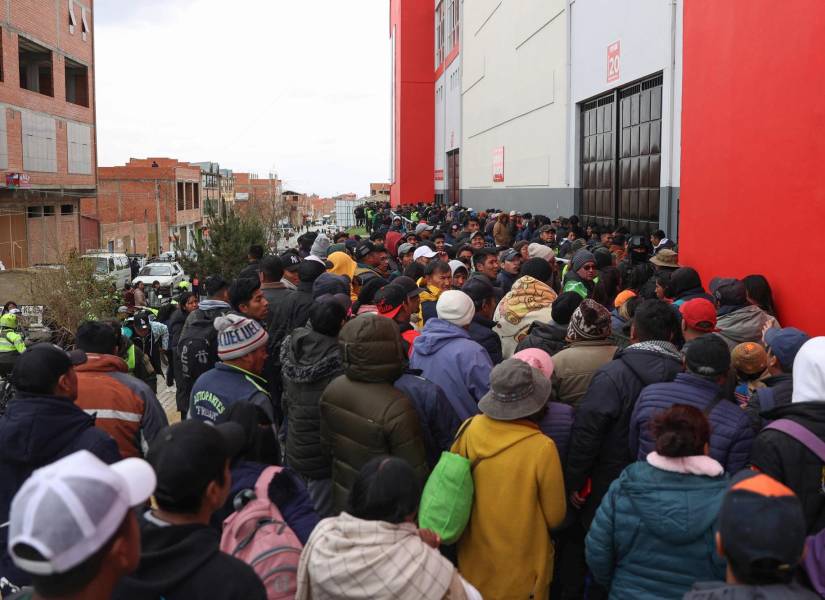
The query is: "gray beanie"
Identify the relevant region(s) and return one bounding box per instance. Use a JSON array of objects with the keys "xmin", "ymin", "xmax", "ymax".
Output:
[
  {"xmin": 310, "ymin": 234, "xmax": 331, "ymax": 258},
  {"xmin": 571, "ymin": 250, "xmax": 596, "ymax": 273}
]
